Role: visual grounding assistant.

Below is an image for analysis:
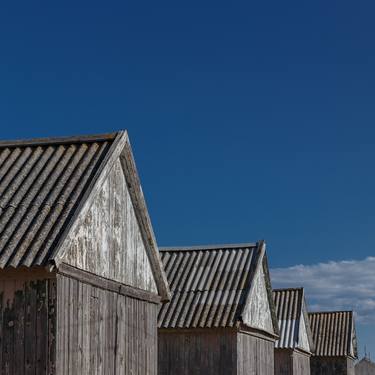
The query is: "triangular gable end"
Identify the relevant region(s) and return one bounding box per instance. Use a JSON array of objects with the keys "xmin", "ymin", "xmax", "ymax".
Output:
[
  {"xmin": 54, "ymin": 132, "xmax": 170, "ymax": 300},
  {"xmin": 350, "ymin": 314, "xmax": 358, "ymax": 358},
  {"xmin": 241, "ymin": 247, "xmax": 275, "ymax": 336},
  {"xmin": 298, "ymin": 312, "xmax": 312, "ymax": 353}
]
